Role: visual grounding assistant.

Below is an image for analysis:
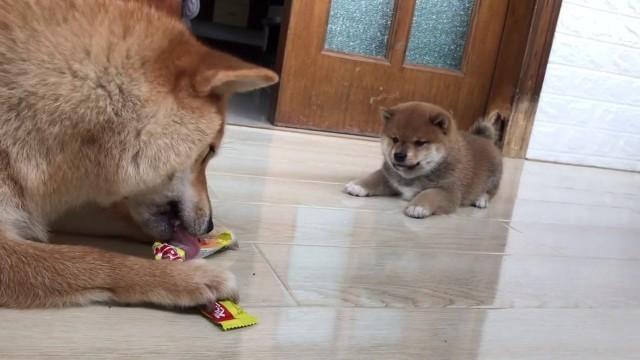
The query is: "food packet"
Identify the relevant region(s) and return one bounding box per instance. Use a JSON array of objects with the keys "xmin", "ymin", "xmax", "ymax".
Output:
[{"xmin": 154, "ymin": 227, "xmax": 238, "ymax": 260}]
